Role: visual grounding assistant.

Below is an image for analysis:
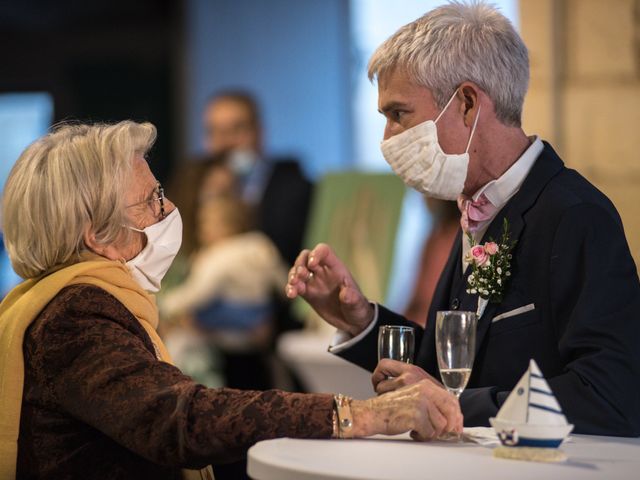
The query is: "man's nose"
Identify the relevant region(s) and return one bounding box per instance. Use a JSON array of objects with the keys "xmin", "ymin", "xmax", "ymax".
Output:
[{"xmin": 383, "ymin": 123, "xmax": 393, "ymax": 141}]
